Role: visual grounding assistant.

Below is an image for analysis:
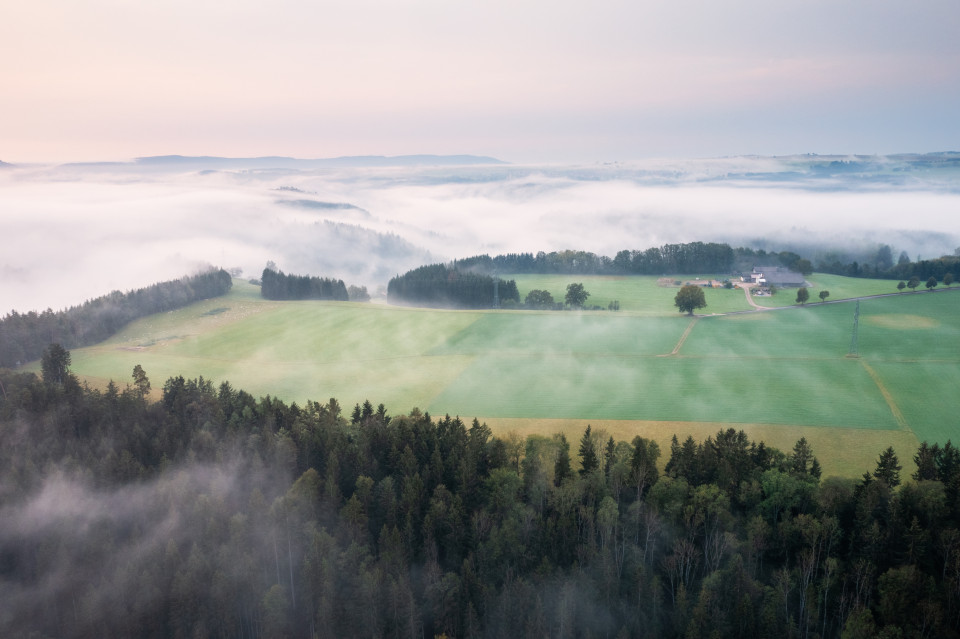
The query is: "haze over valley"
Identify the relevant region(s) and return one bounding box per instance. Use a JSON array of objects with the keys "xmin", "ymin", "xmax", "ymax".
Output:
[
  {"xmin": 4, "ymin": 1, "xmax": 960, "ymax": 636},
  {"xmin": 3, "ymin": 152, "xmax": 959, "ymax": 315}
]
